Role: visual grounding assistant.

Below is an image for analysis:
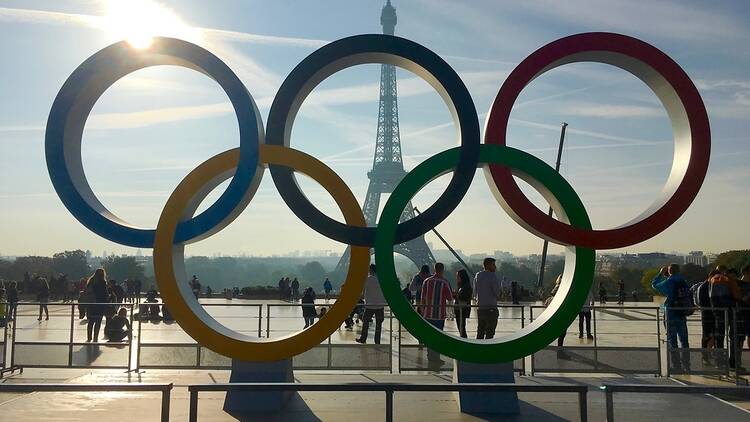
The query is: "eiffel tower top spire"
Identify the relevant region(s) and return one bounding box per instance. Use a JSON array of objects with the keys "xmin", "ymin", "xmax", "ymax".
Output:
[{"xmin": 381, "ymin": 0, "xmax": 397, "ymax": 35}]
